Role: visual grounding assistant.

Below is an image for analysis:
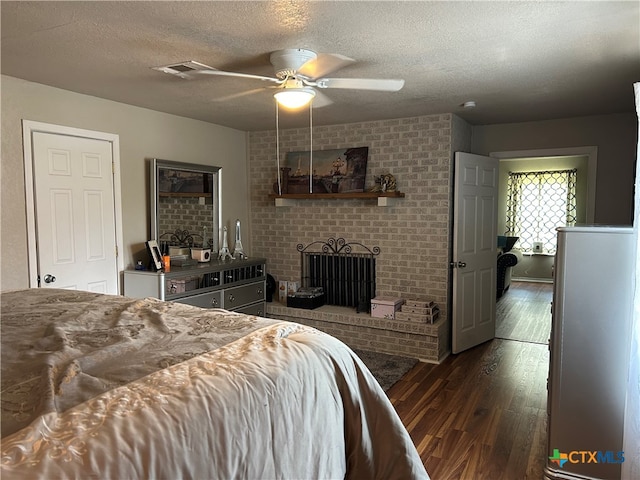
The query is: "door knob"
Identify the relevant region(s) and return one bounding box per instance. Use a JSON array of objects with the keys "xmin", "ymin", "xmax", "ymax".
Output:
[
  {"xmin": 43, "ymin": 274, "xmax": 56, "ymax": 284},
  {"xmin": 449, "ymin": 261, "xmax": 467, "ymax": 268}
]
